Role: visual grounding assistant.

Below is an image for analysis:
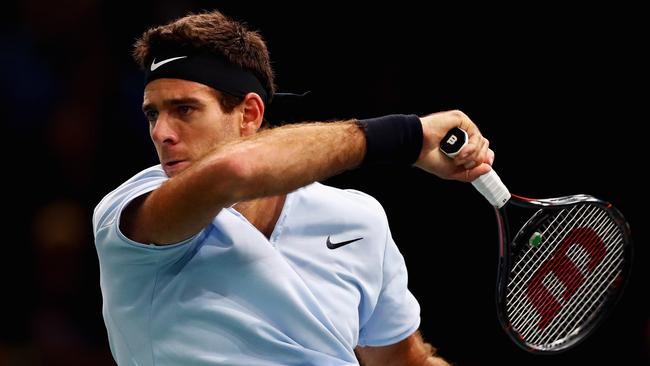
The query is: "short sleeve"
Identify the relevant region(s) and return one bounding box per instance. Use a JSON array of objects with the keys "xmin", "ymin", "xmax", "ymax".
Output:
[
  {"xmin": 92, "ymin": 166, "xmax": 203, "ymax": 266},
  {"xmin": 357, "ymin": 231, "xmax": 421, "ymax": 346}
]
